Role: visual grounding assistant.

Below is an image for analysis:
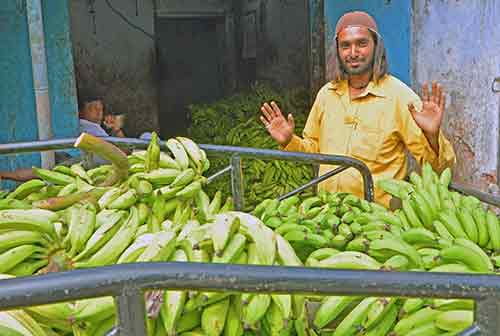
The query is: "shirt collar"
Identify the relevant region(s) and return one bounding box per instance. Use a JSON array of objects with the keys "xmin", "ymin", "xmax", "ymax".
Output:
[{"xmin": 328, "ymin": 79, "xmax": 387, "ymax": 98}]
